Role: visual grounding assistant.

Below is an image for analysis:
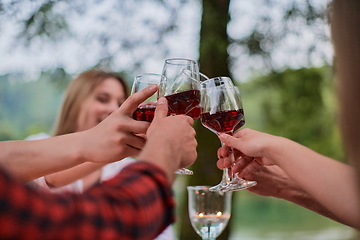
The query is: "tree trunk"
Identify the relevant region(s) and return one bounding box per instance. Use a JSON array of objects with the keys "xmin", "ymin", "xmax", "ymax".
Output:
[{"xmin": 179, "ymin": 1, "xmax": 232, "ymax": 239}]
